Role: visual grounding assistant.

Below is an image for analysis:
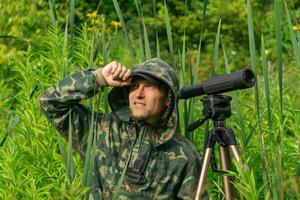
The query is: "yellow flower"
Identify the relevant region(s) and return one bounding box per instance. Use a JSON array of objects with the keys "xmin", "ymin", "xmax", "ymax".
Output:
[
  {"xmin": 293, "ymin": 25, "xmax": 300, "ymax": 31},
  {"xmin": 87, "ymin": 27, "xmax": 94, "ymax": 32},
  {"xmin": 95, "ymin": 19, "xmax": 101, "ymax": 26},
  {"xmin": 111, "ymin": 20, "xmax": 121, "ymax": 29},
  {"xmin": 87, "ymin": 11, "xmax": 97, "ymax": 20},
  {"xmin": 99, "ymin": 59, "xmax": 104, "ymax": 66}
]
